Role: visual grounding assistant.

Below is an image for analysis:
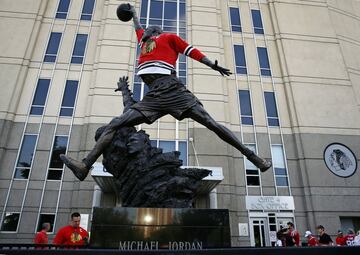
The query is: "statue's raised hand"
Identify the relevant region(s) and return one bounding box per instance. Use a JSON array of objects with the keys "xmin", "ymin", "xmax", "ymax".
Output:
[
  {"xmin": 115, "ymin": 76, "xmax": 129, "ymax": 92},
  {"xmin": 212, "ymin": 60, "xmax": 232, "ymax": 76}
]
